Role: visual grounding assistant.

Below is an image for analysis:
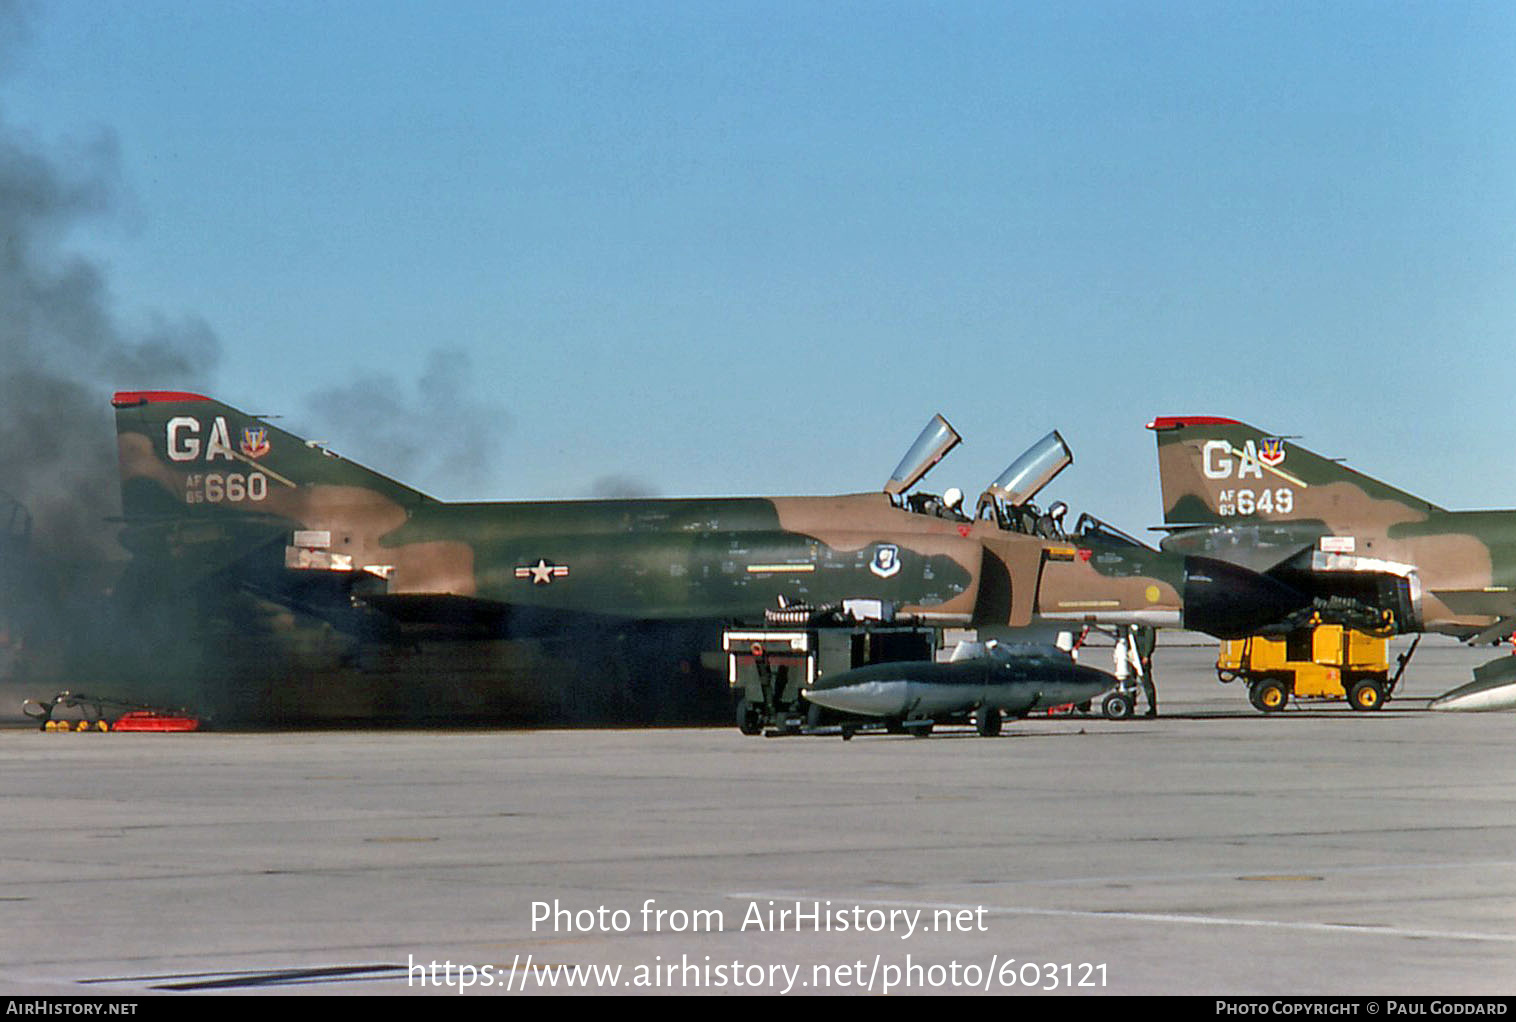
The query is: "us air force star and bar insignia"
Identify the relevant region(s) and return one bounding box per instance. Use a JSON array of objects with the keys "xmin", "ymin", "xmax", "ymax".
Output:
[
  {"xmin": 870, "ymin": 544, "xmax": 901, "ymax": 579},
  {"xmin": 515, "ymin": 559, "xmax": 570, "ymax": 585}
]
